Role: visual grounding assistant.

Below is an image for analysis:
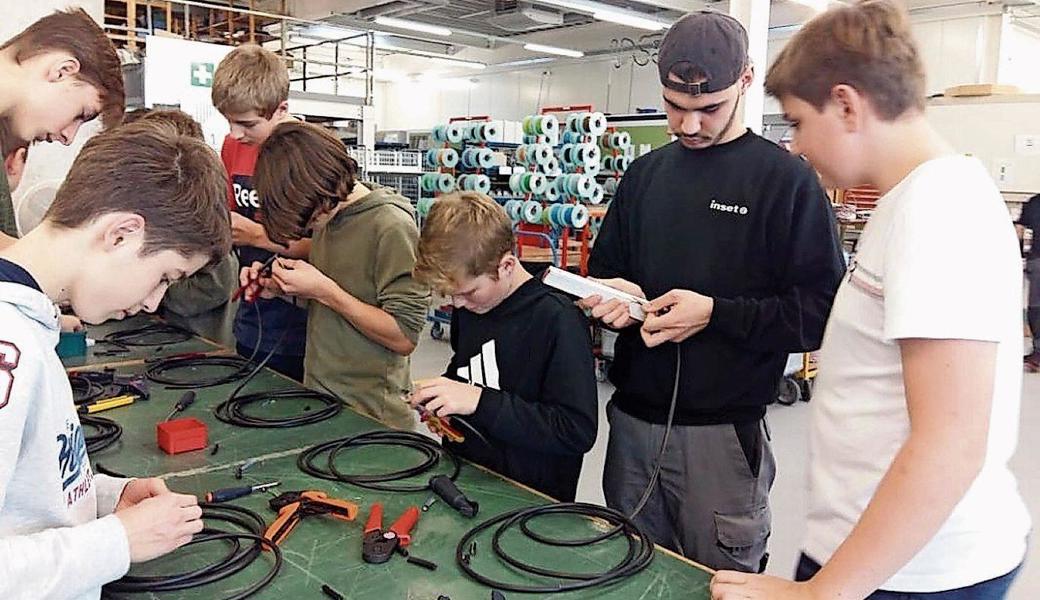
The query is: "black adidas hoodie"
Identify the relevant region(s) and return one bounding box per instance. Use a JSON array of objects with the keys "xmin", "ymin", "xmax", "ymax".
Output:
[
  {"xmin": 443, "ymin": 277, "xmax": 598, "ymax": 502},
  {"xmin": 589, "ymin": 131, "xmax": 845, "ymax": 426}
]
